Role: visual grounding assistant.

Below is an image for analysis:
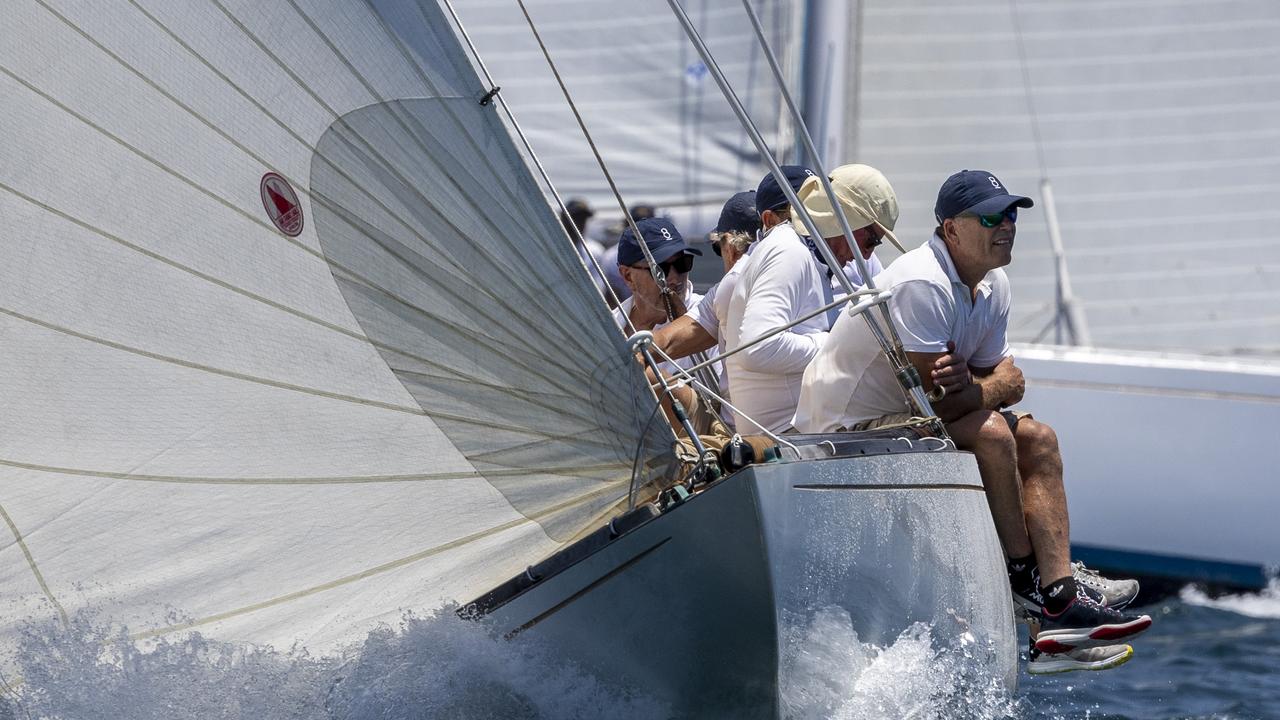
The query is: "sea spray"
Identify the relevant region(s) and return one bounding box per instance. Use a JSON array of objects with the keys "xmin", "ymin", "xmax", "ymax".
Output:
[
  {"xmin": 1180, "ymin": 576, "xmax": 1280, "ymax": 620},
  {"xmin": 4, "ymin": 607, "xmax": 666, "ymax": 720},
  {"xmin": 779, "ymin": 606, "xmax": 1018, "ymax": 720},
  {"xmin": 321, "ymin": 608, "xmax": 666, "ymax": 719}
]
